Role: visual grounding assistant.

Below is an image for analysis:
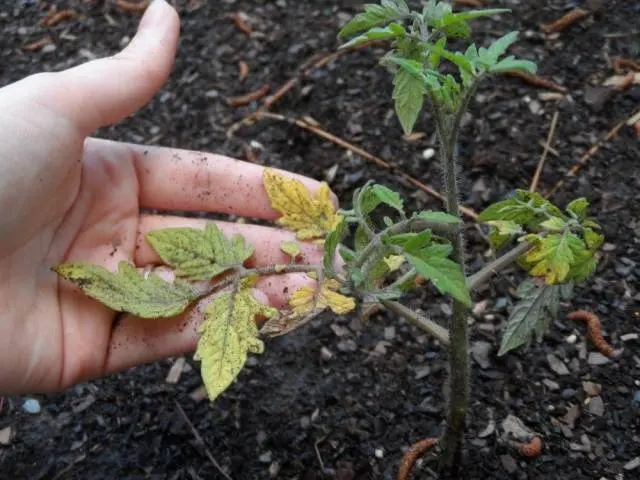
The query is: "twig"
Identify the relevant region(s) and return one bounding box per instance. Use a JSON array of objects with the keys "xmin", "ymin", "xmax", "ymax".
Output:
[
  {"xmin": 41, "ymin": 9, "xmax": 77, "ymax": 27},
  {"xmin": 113, "ymin": 0, "xmax": 150, "ymax": 13},
  {"xmin": 381, "ymin": 299, "xmax": 450, "ymax": 345},
  {"xmin": 611, "ymin": 56, "xmax": 640, "ymax": 73},
  {"xmin": 567, "ymin": 310, "xmax": 616, "ymax": 358},
  {"xmin": 174, "ymin": 401, "xmax": 234, "ymax": 480},
  {"xmin": 227, "ymin": 85, "xmax": 271, "ymax": 107},
  {"xmin": 397, "ymin": 438, "xmax": 439, "ymax": 480},
  {"xmin": 530, "ymin": 111, "xmax": 559, "ymax": 192},
  {"xmin": 229, "ymin": 111, "xmax": 478, "ymax": 220},
  {"xmin": 506, "ymin": 71, "xmax": 568, "ymax": 93},
  {"xmin": 23, "ymin": 36, "xmax": 52, "ymax": 51},
  {"xmin": 541, "ymin": 8, "xmax": 590, "ymax": 34},
  {"xmin": 229, "ymin": 12, "xmax": 252, "ymax": 36},
  {"xmin": 545, "ymin": 108, "xmax": 639, "ymax": 197},
  {"xmin": 466, "ymin": 242, "xmax": 532, "ymax": 291}
]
